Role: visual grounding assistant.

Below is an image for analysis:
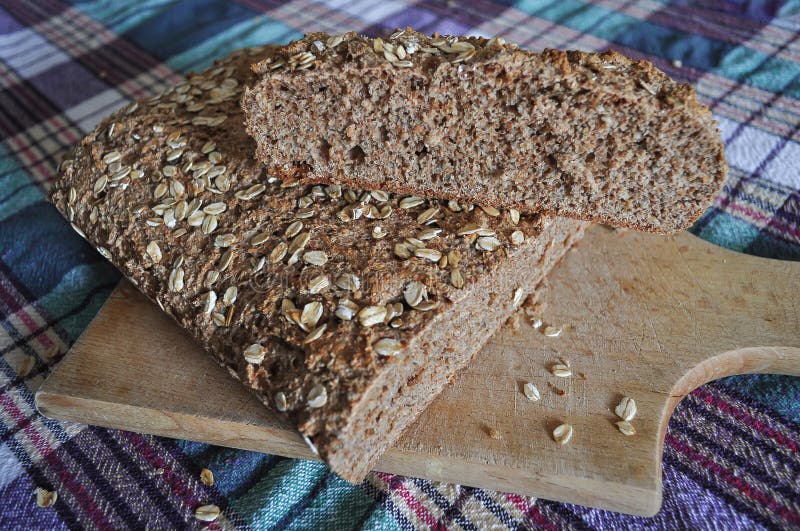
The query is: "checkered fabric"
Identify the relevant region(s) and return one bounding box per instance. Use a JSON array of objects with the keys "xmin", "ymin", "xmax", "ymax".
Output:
[{"xmin": 1, "ymin": 0, "xmax": 799, "ymax": 529}]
